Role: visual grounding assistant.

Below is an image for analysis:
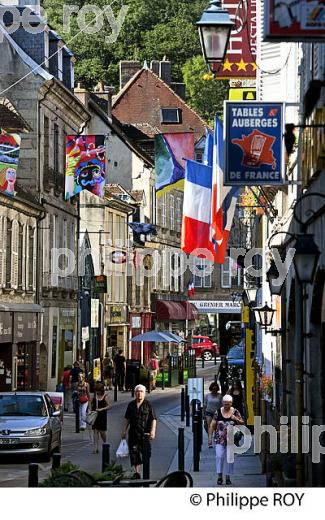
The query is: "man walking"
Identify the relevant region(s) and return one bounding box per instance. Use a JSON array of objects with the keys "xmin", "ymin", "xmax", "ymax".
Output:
[
  {"xmin": 114, "ymin": 349, "xmax": 126, "ymax": 391},
  {"xmin": 121, "ymin": 384, "xmax": 157, "ymax": 478}
]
